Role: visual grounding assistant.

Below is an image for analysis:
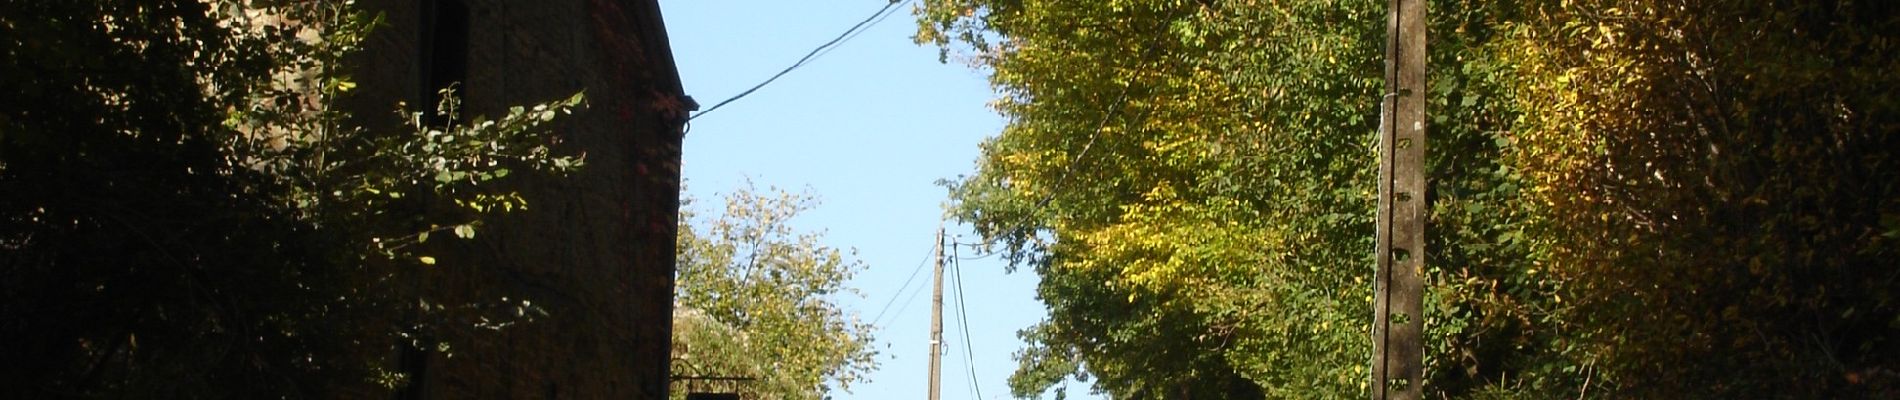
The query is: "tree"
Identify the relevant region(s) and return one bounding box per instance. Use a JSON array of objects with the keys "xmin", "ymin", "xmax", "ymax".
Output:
[
  {"xmin": 0, "ymin": 1, "xmax": 582, "ymax": 397},
  {"xmin": 918, "ymin": 0, "xmax": 1900, "ymax": 398},
  {"xmin": 672, "ymin": 184, "xmax": 878, "ymax": 400},
  {"xmin": 1493, "ymin": 1, "xmax": 1900, "ymax": 396},
  {"xmin": 920, "ymin": 0, "xmax": 1390, "ymax": 397}
]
